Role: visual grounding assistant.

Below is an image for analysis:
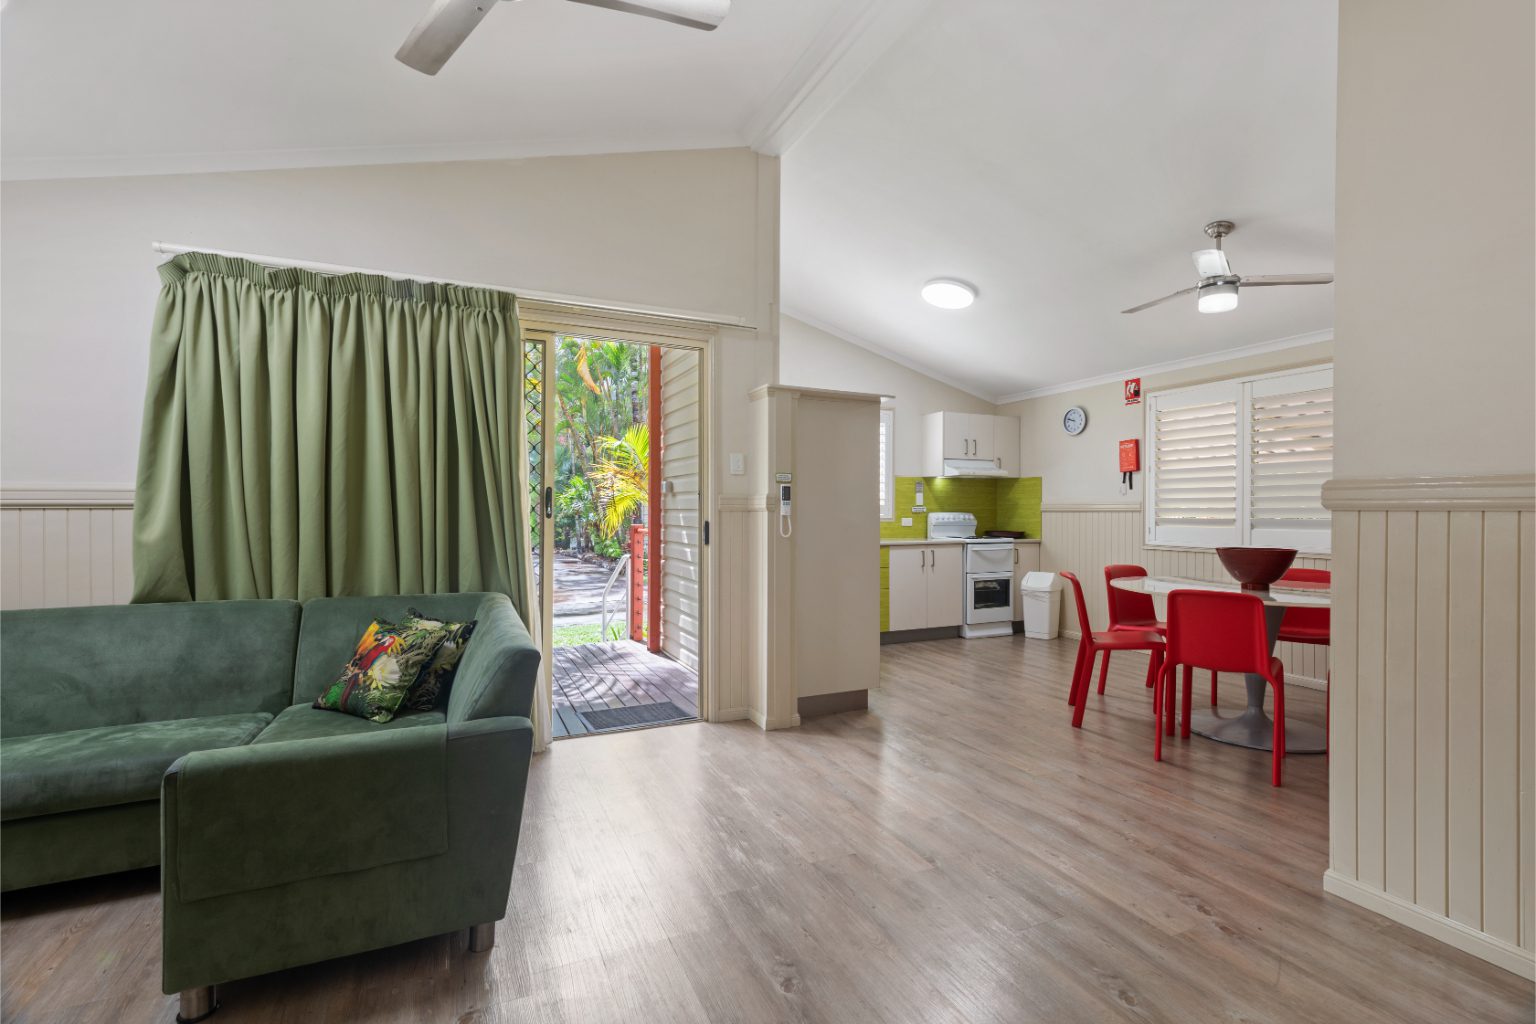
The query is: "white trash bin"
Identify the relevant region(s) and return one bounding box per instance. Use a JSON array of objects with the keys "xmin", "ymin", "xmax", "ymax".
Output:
[{"xmin": 1018, "ymin": 572, "xmax": 1064, "ymax": 640}]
